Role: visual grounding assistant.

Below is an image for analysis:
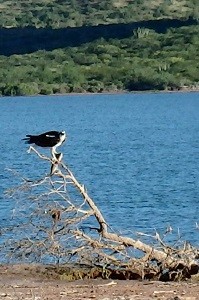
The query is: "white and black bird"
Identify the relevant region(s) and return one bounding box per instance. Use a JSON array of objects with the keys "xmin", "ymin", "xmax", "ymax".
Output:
[{"xmin": 23, "ymin": 130, "xmax": 66, "ymax": 159}]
